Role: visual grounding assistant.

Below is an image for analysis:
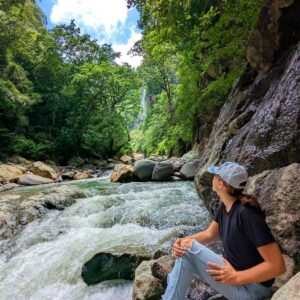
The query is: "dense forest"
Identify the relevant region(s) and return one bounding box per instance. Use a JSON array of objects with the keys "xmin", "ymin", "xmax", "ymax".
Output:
[{"xmin": 0, "ymin": 0, "xmax": 263, "ymax": 164}]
